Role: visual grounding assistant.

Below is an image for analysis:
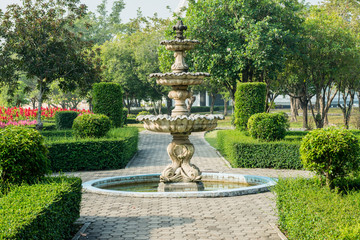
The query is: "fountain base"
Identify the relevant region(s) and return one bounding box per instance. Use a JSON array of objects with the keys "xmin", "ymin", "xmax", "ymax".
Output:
[{"xmin": 158, "ymin": 182, "xmax": 204, "ymax": 192}]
